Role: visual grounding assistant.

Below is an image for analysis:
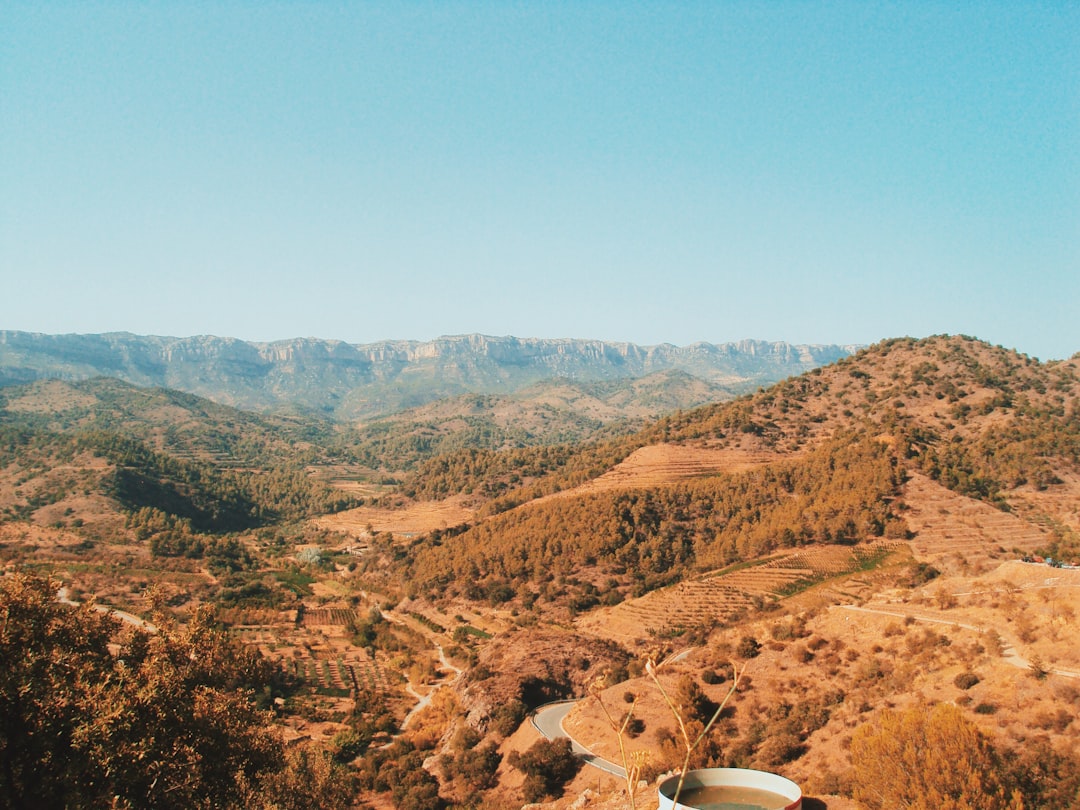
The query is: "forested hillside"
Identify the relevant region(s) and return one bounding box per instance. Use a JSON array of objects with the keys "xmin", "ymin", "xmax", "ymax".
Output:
[
  {"xmin": 397, "ymin": 336, "xmax": 1080, "ymax": 509},
  {"xmin": 0, "ymin": 427, "xmax": 355, "ymax": 531},
  {"xmin": 0, "ymin": 378, "xmax": 353, "ymax": 468},
  {"xmin": 0, "ymin": 381, "xmax": 359, "ymax": 553},
  {"xmin": 384, "ymin": 336, "xmax": 1080, "ymax": 607},
  {"xmin": 402, "ymin": 434, "xmax": 904, "ymax": 603}
]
